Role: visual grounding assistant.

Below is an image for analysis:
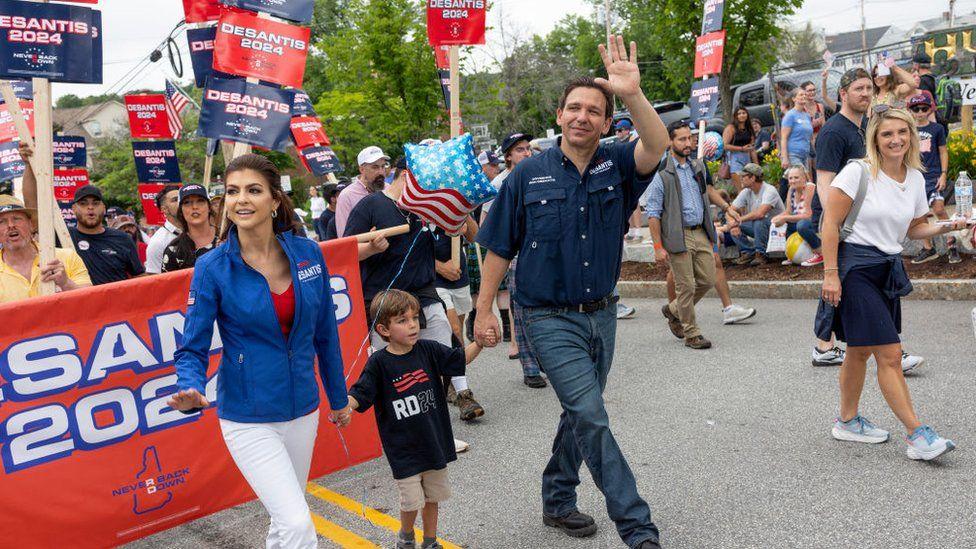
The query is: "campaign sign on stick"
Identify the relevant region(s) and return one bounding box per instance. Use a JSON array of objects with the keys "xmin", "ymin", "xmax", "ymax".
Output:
[
  {"xmin": 133, "ymin": 141, "xmax": 182, "ymax": 184},
  {"xmin": 701, "ymin": 0, "xmax": 724, "ymax": 35},
  {"xmin": 299, "ymin": 145, "xmax": 341, "ymax": 176},
  {"xmin": 125, "ymin": 94, "xmax": 173, "ymax": 139},
  {"xmin": 219, "ymin": 0, "xmax": 314, "ymax": 24},
  {"xmin": 694, "ymin": 30, "xmax": 725, "ymax": 78},
  {"xmin": 438, "ymin": 68, "xmax": 450, "ymax": 112},
  {"xmin": 197, "ymin": 76, "xmax": 295, "ymax": 151},
  {"xmin": 213, "ymin": 9, "xmax": 310, "ymax": 89},
  {"xmin": 53, "ymin": 135, "xmax": 87, "ymax": 167},
  {"xmin": 434, "ymin": 45, "xmax": 450, "ymax": 69},
  {"xmin": 0, "ymin": 140, "xmax": 23, "ymax": 181},
  {"xmin": 427, "ymin": 0, "xmax": 486, "ymax": 46},
  {"xmin": 0, "ymin": 0, "xmax": 103, "ymax": 83},
  {"xmin": 290, "ymin": 115, "xmax": 329, "ymax": 148},
  {"xmin": 53, "ymin": 167, "xmax": 89, "ymax": 201},
  {"xmin": 0, "ymin": 79, "xmax": 31, "ymax": 102},
  {"xmin": 0, "ymin": 100, "xmax": 33, "ymax": 142},
  {"xmin": 182, "ymin": 0, "xmax": 221, "ymax": 23},
  {"xmin": 186, "ymin": 24, "xmax": 228, "ymax": 89},
  {"xmin": 292, "ymin": 89, "xmax": 315, "ymax": 116},
  {"xmin": 689, "ymin": 77, "xmax": 720, "ymax": 122},
  {"xmin": 138, "ymin": 183, "xmax": 168, "ymax": 225},
  {"xmin": 0, "ymin": 237, "xmax": 380, "ymax": 549}
]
